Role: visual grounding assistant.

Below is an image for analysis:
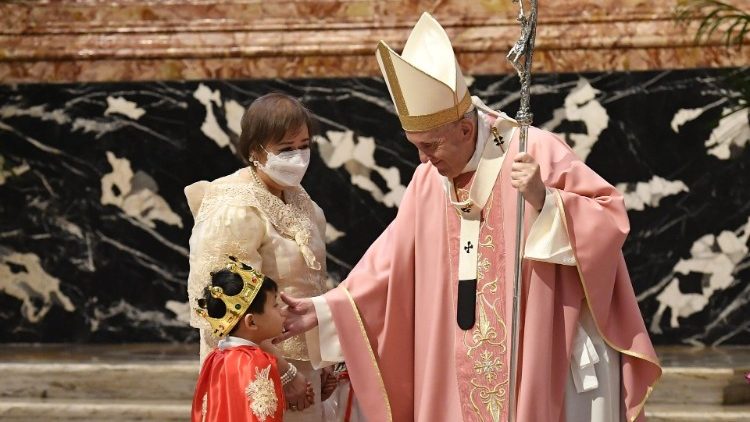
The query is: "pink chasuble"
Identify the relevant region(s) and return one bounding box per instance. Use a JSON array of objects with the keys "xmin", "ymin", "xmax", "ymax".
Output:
[
  {"xmin": 449, "ymin": 171, "xmax": 511, "ymax": 422},
  {"xmin": 323, "ymin": 127, "xmax": 661, "ymax": 422}
]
